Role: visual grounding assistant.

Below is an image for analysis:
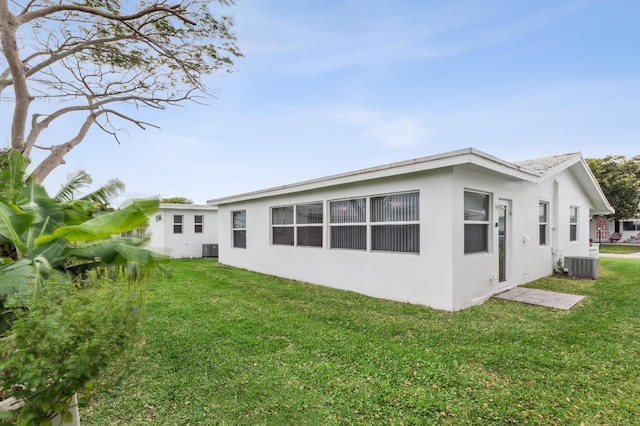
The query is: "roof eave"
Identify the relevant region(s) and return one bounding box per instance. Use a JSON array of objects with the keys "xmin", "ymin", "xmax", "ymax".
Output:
[{"xmin": 208, "ymin": 148, "xmax": 539, "ymax": 206}]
